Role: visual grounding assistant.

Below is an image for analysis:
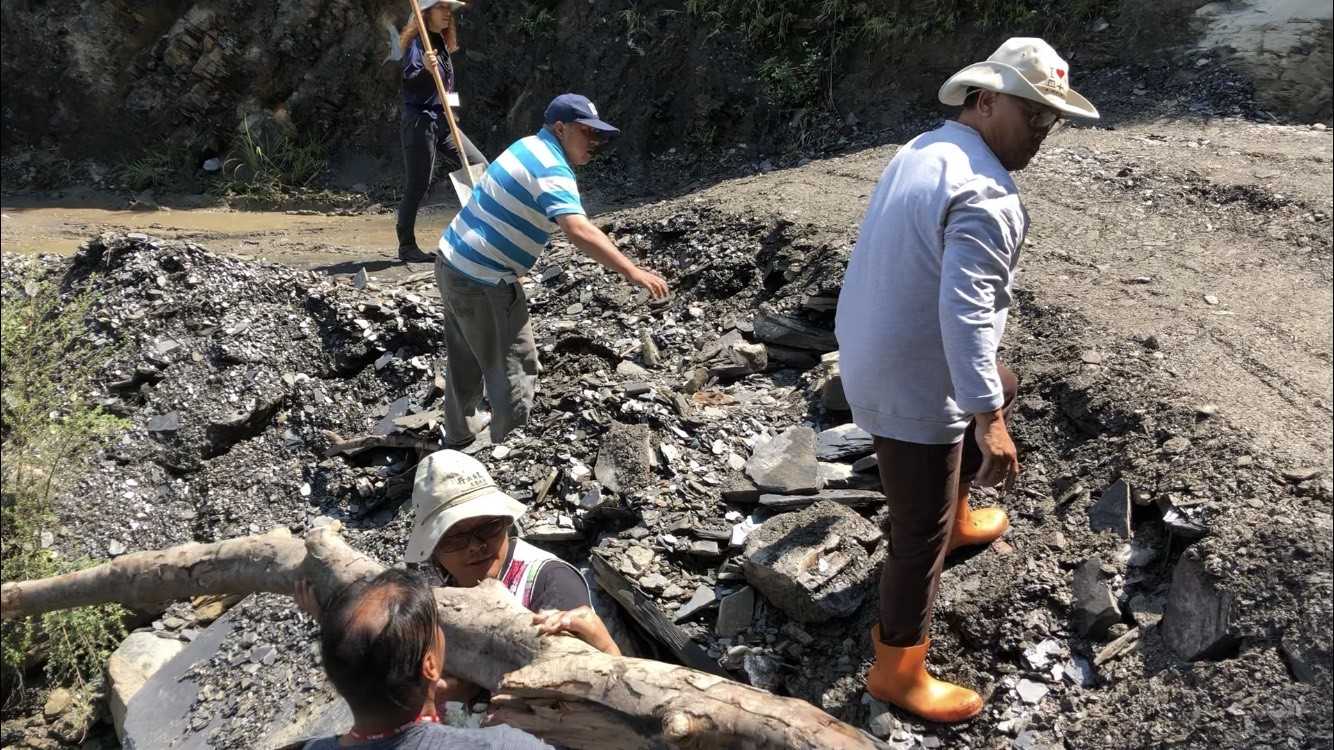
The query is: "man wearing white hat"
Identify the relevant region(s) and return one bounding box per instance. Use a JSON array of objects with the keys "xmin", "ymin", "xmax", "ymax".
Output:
[{"xmin": 835, "ymin": 38, "xmax": 1098, "ymax": 723}]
